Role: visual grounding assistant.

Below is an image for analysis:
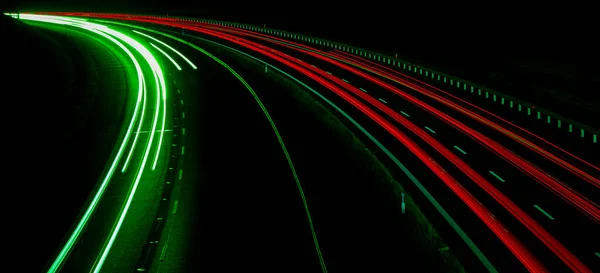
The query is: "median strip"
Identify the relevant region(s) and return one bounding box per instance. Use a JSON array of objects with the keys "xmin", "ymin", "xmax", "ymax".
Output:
[{"xmin": 18, "ymin": 14, "xmax": 165, "ymax": 273}]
